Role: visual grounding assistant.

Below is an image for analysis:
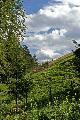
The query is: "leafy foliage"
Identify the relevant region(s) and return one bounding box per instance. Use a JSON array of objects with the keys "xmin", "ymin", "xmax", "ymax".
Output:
[{"xmin": 0, "ymin": 0, "xmax": 80, "ymax": 119}]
